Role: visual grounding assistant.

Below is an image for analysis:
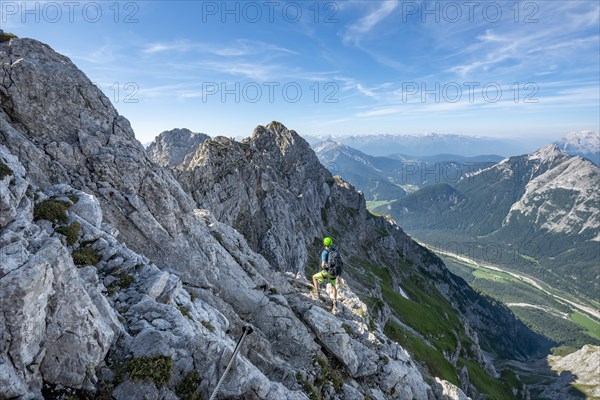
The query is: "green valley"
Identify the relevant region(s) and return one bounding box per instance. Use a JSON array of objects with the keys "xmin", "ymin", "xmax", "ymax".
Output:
[{"xmin": 422, "ymin": 242, "xmax": 600, "ymax": 352}]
